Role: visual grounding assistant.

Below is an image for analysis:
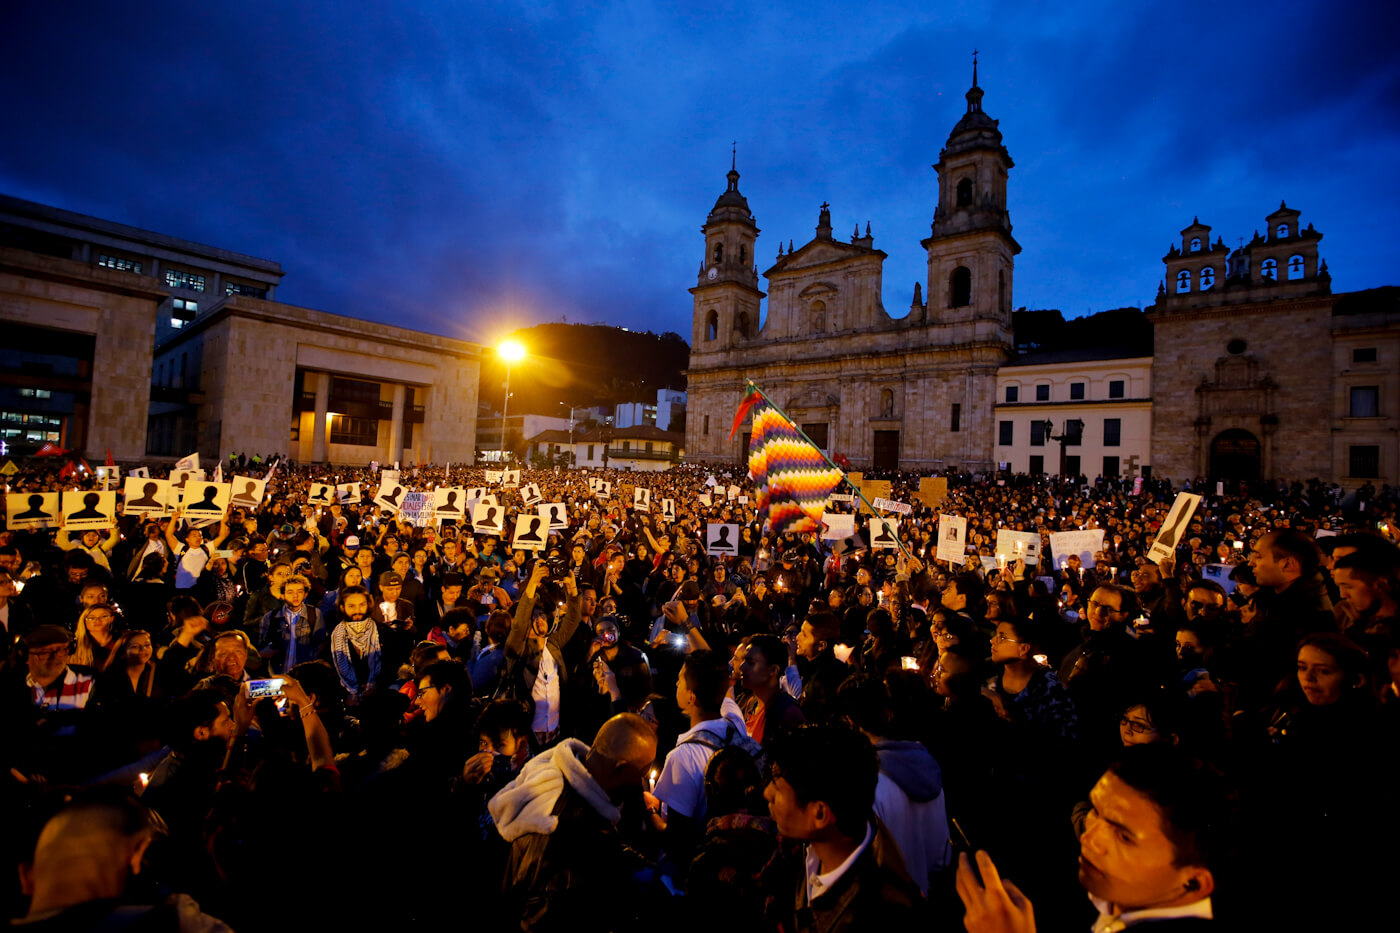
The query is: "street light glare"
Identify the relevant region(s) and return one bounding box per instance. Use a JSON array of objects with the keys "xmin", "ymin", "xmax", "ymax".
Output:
[{"xmin": 498, "ymin": 340, "xmax": 525, "ymax": 363}]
